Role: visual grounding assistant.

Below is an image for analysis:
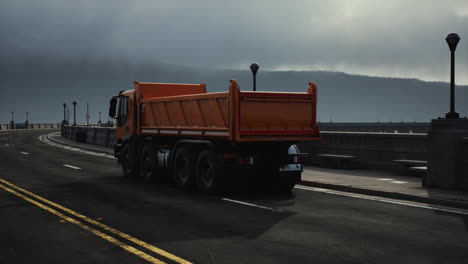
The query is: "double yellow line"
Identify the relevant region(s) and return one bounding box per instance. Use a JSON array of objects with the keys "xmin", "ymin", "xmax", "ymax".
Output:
[{"xmin": 0, "ymin": 178, "xmax": 192, "ymax": 264}]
